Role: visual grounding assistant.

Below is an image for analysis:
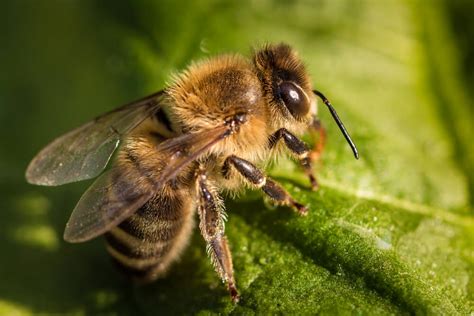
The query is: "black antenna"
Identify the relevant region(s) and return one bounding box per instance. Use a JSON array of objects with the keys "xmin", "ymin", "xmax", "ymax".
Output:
[{"xmin": 313, "ymin": 90, "xmax": 359, "ymax": 159}]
